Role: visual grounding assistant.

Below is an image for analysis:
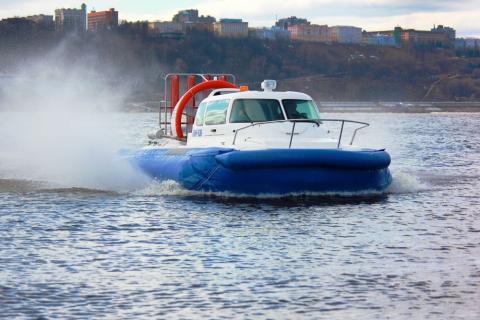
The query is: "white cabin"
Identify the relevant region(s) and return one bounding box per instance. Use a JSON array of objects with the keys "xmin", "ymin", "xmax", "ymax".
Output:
[
  {"xmin": 185, "ymin": 82, "xmax": 341, "ymax": 150},
  {"xmin": 150, "ymin": 80, "xmax": 369, "ymax": 151}
]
